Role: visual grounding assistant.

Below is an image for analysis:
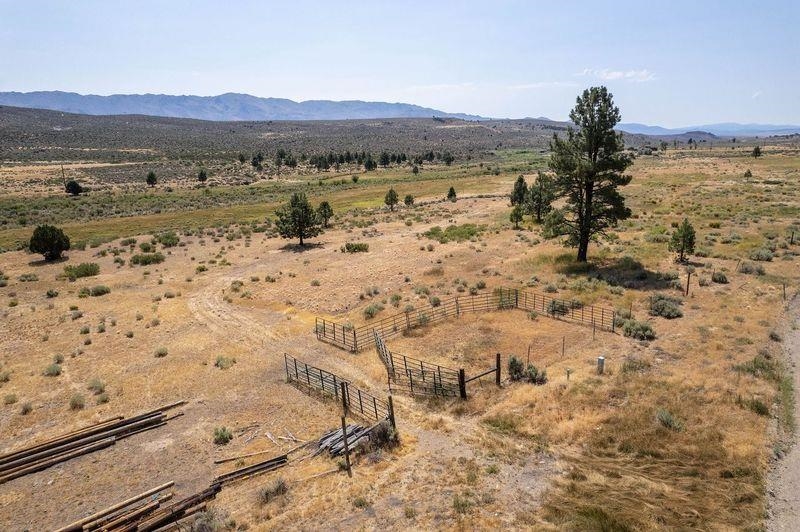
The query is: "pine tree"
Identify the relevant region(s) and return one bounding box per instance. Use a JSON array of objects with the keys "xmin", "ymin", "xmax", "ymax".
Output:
[
  {"xmin": 511, "ymin": 175, "xmax": 528, "ymax": 205},
  {"xmin": 510, "ymin": 205, "xmax": 524, "ymax": 229},
  {"xmin": 669, "ymin": 218, "xmax": 696, "ymax": 262},
  {"xmin": 544, "ymin": 87, "xmax": 633, "ymax": 262},
  {"xmin": 384, "ymin": 188, "xmax": 399, "ymax": 211},
  {"xmin": 526, "ymin": 171, "xmax": 556, "ymax": 223},
  {"xmin": 275, "ymin": 192, "xmax": 322, "ymax": 246},
  {"xmin": 197, "ymin": 168, "xmax": 208, "ymax": 183},
  {"xmin": 30, "ymin": 225, "xmax": 70, "ymax": 261},
  {"xmin": 447, "ymin": 187, "xmax": 457, "ymax": 202},
  {"xmin": 317, "ymin": 201, "xmax": 333, "ymax": 228},
  {"xmin": 146, "ymin": 171, "xmax": 157, "ymax": 187}
]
